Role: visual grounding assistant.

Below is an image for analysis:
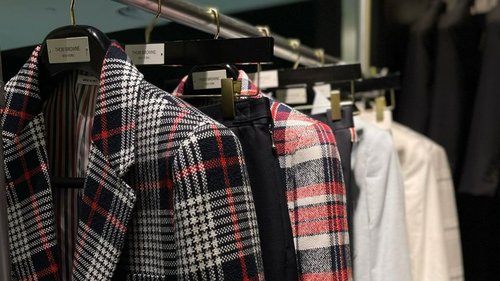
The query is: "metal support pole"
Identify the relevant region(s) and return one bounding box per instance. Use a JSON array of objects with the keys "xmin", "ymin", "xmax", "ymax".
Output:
[
  {"xmin": 113, "ymin": 0, "xmax": 342, "ymax": 67},
  {"xmin": 359, "ymin": 0, "xmax": 371, "ymax": 76}
]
